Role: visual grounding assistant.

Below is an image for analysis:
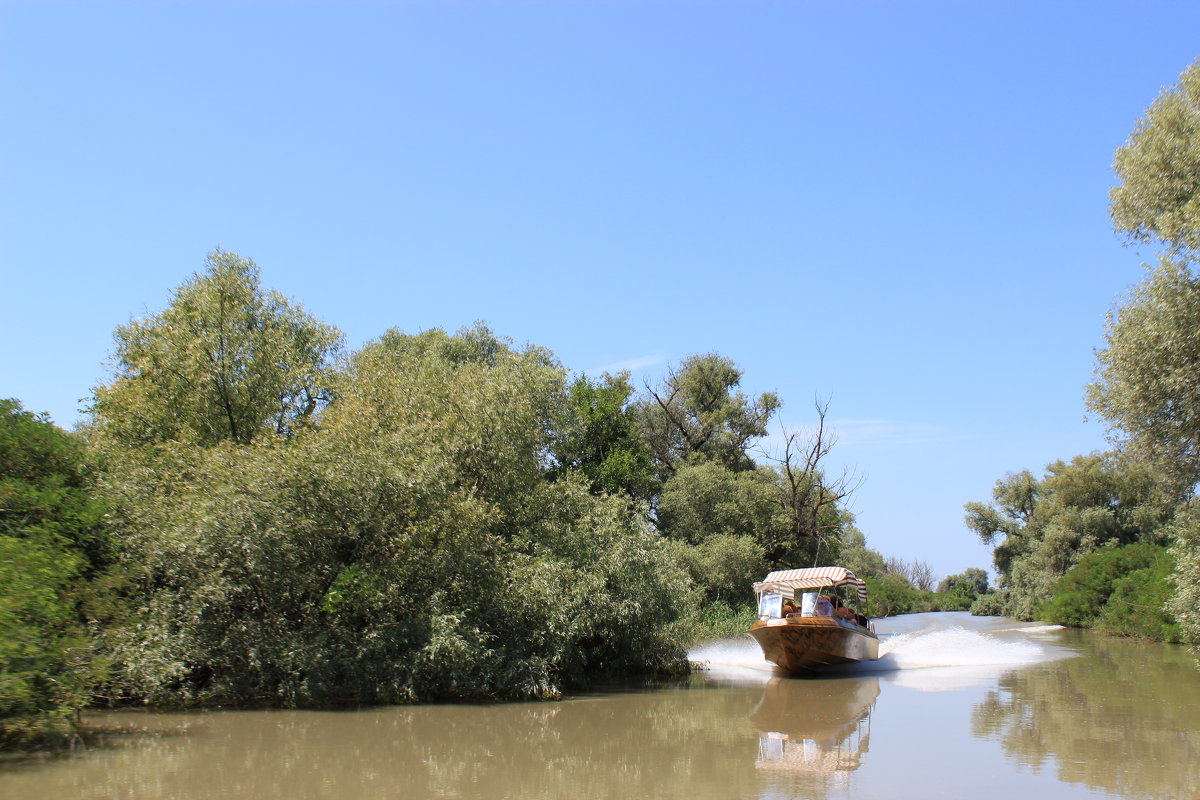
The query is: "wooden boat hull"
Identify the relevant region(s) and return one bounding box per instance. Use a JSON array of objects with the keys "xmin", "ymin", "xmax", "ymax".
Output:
[{"xmin": 748, "ymin": 617, "xmax": 880, "ymax": 673}]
